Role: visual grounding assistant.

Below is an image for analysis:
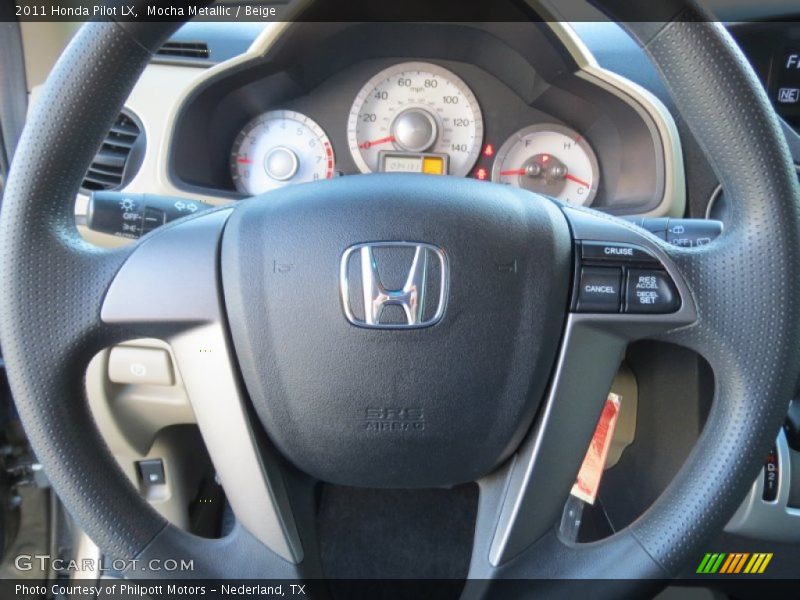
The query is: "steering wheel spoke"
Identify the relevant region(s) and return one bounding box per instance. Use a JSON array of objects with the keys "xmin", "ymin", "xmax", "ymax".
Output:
[
  {"xmin": 102, "ymin": 209, "xmax": 313, "ymax": 574},
  {"xmin": 466, "ymin": 207, "xmax": 698, "ymax": 582}
]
